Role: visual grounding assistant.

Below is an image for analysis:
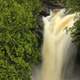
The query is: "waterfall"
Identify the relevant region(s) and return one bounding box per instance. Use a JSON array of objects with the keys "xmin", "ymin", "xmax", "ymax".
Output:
[{"xmin": 32, "ymin": 9, "xmax": 79, "ymax": 80}]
